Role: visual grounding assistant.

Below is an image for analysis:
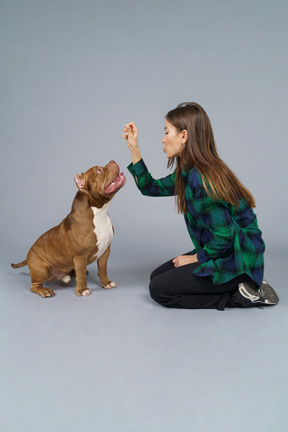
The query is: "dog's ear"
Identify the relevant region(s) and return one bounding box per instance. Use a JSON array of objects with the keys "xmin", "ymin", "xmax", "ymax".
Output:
[{"xmin": 74, "ymin": 174, "xmax": 89, "ymax": 194}]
